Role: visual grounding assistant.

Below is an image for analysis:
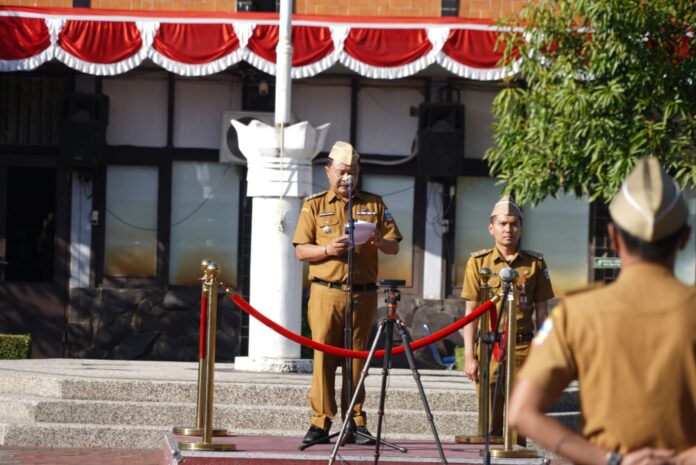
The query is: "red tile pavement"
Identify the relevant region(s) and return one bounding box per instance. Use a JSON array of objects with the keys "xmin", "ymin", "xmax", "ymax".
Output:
[
  {"xmin": 0, "ymin": 445, "xmax": 572, "ymax": 465},
  {"xmin": 0, "ymin": 447, "xmax": 162, "ymax": 465}
]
